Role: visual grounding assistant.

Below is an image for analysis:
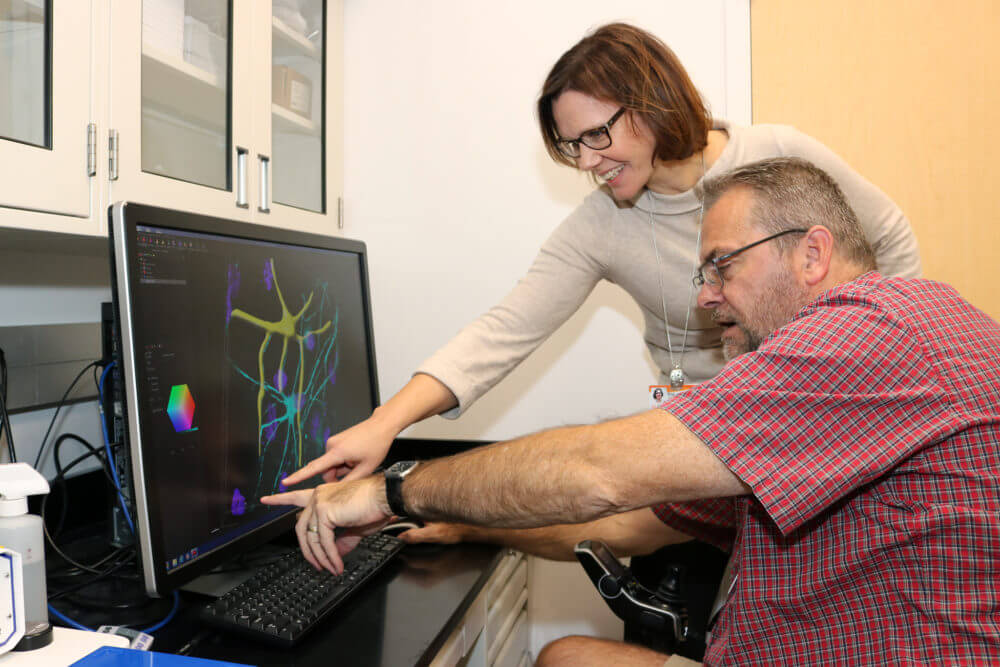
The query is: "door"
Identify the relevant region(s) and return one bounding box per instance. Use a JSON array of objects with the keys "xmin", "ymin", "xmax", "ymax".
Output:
[
  {"xmin": 255, "ymin": 0, "xmax": 341, "ymax": 233},
  {"xmin": 108, "ymin": 0, "xmax": 254, "ymax": 221},
  {"xmin": 0, "ymin": 0, "xmax": 93, "ymax": 219}
]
